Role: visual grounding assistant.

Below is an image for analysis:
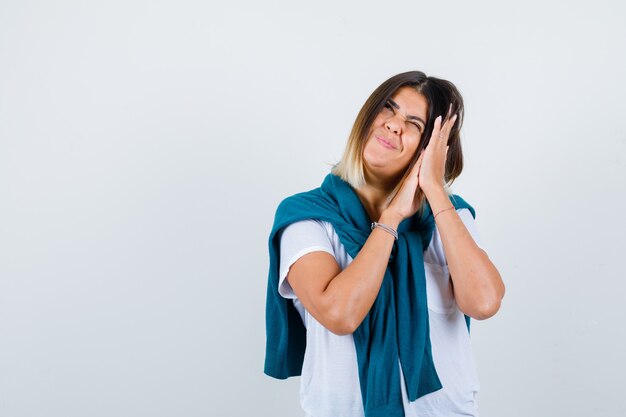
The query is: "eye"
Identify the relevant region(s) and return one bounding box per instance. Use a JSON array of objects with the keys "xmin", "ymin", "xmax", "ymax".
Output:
[
  {"xmin": 410, "ymin": 122, "xmax": 423, "ymax": 132},
  {"xmin": 383, "ymin": 102, "xmax": 394, "ymax": 112}
]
